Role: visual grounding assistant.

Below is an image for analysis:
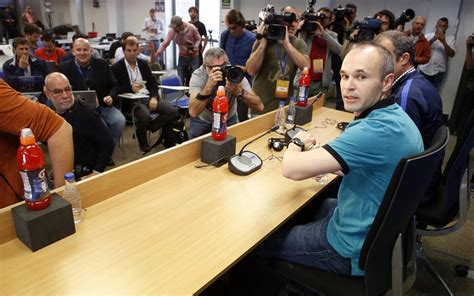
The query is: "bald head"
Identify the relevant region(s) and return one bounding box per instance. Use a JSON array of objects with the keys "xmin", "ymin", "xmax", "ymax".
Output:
[
  {"xmin": 44, "ymin": 72, "xmax": 74, "ymax": 114},
  {"xmin": 411, "ymin": 16, "xmax": 426, "ymax": 36},
  {"xmin": 72, "ymin": 37, "xmax": 92, "ymax": 66}
]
